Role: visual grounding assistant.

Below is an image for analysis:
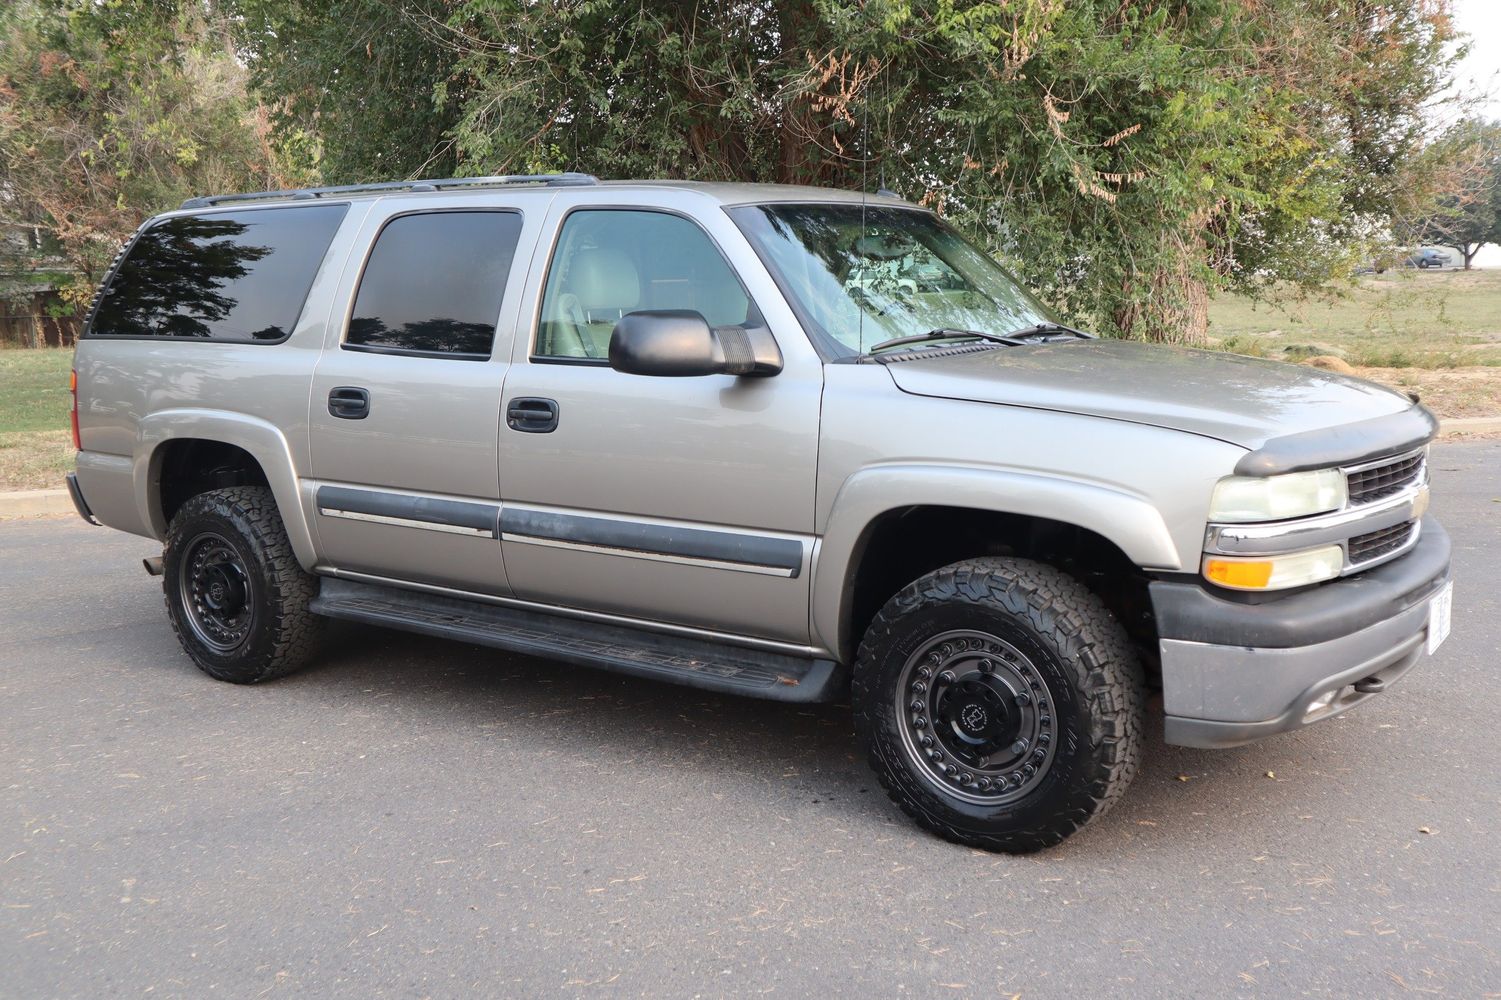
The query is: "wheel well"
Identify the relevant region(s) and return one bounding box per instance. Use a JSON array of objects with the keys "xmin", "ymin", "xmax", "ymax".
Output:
[
  {"xmin": 842, "ymin": 506, "xmax": 1159, "ymax": 674},
  {"xmin": 154, "ymin": 439, "xmax": 270, "ymax": 526}
]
